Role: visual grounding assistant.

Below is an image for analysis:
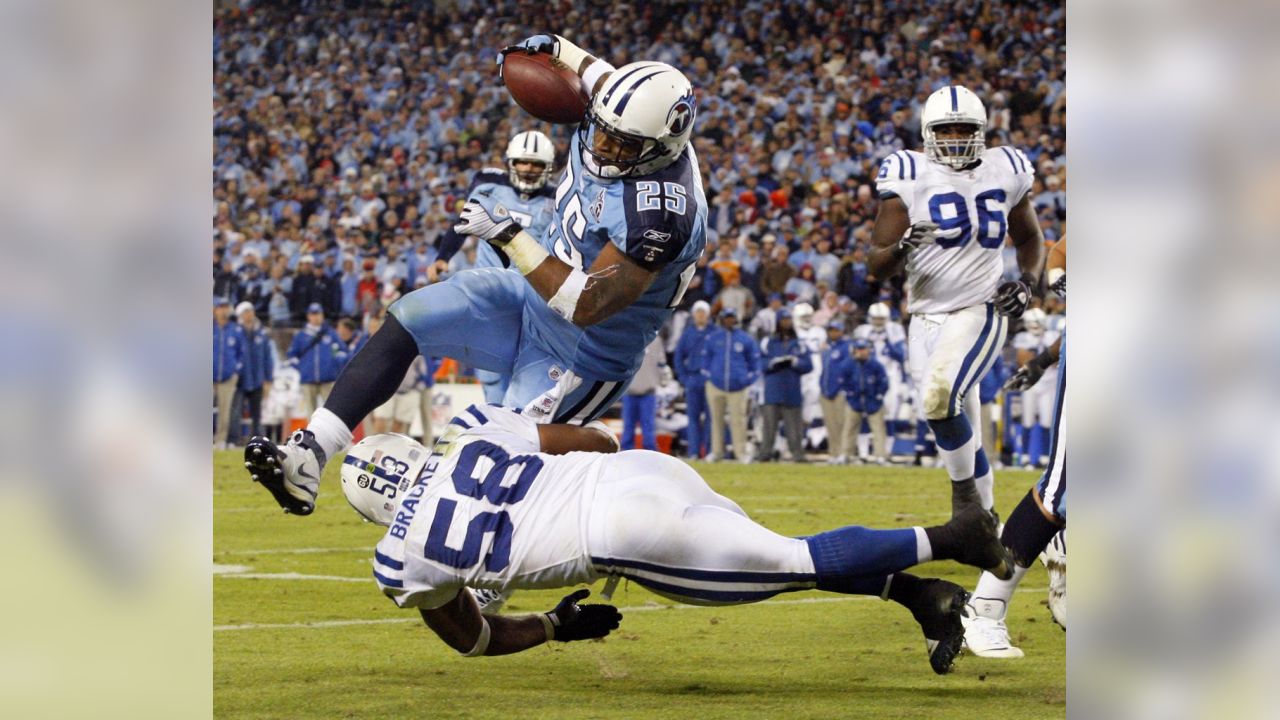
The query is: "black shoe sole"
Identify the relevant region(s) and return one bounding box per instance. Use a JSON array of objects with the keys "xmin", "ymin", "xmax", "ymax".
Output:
[
  {"xmin": 244, "ymin": 436, "xmax": 315, "ymax": 515},
  {"xmin": 927, "ymin": 588, "xmax": 969, "ymax": 674}
]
